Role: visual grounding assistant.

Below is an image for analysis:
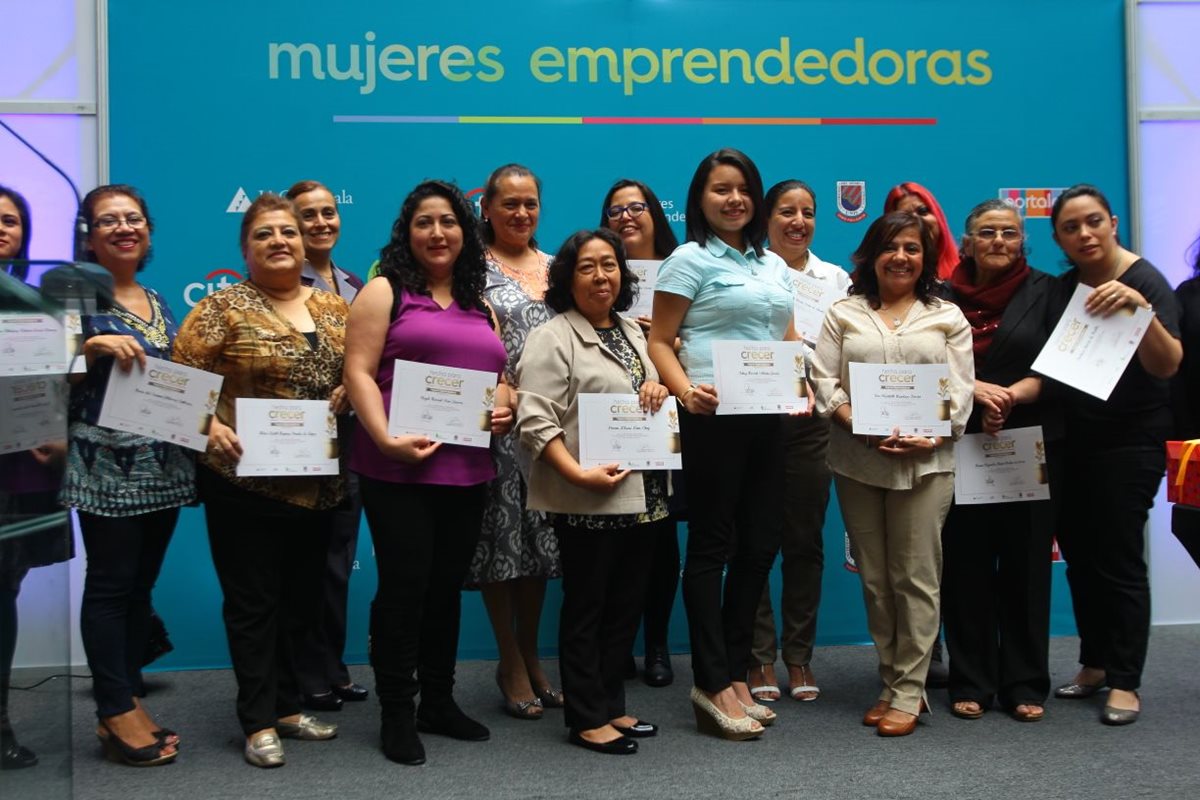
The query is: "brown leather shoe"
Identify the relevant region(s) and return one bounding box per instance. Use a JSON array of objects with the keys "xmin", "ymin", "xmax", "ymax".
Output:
[
  {"xmin": 876, "ymin": 709, "xmax": 918, "ymax": 737},
  {"xmin": 862, "ymin": 700, "xmax": 890, "ymax": 727}
]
